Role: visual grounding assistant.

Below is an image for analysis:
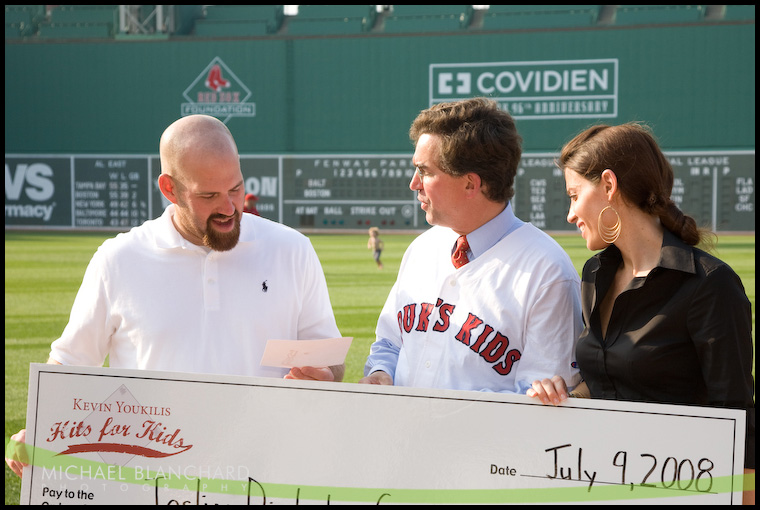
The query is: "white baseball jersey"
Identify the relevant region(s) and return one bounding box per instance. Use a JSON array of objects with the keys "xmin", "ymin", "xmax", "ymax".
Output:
[{"xmin": 366, "ymin": 212, "xmax": 582, "ymax": 393}]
